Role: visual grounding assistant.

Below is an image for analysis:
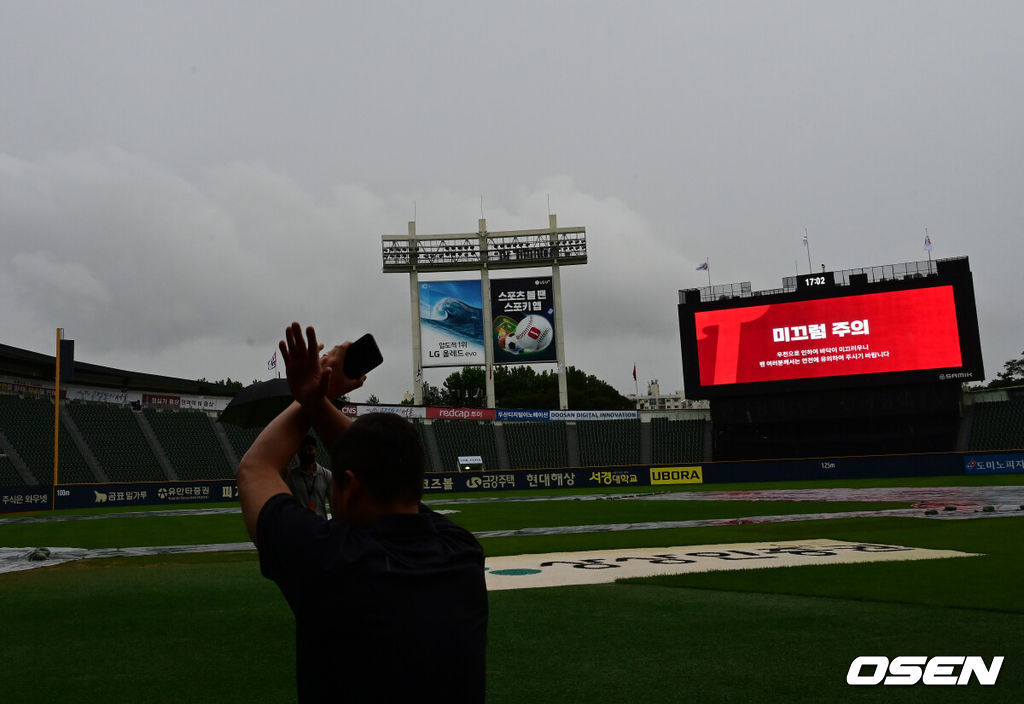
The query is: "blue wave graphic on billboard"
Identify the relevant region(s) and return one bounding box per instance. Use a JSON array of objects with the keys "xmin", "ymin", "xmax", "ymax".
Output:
[
  {"xmin": 421, "ymin": 297, "xmax": 484, "ymax": 340},
  {"xmin": 420, "ymin": 280, "xmax": 485, "ymax": 367}
]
